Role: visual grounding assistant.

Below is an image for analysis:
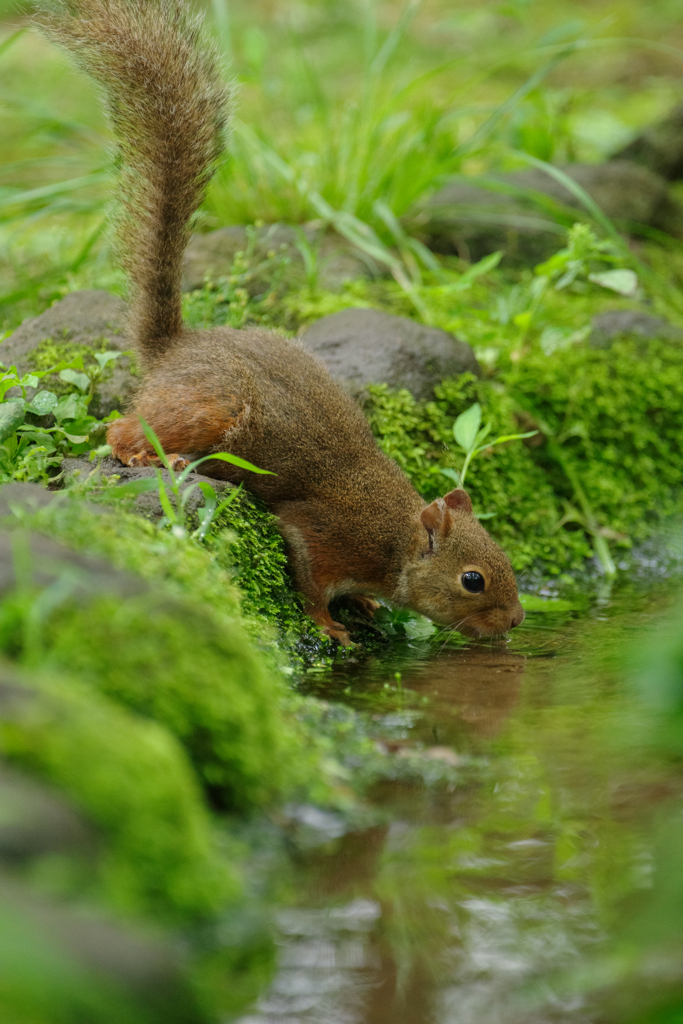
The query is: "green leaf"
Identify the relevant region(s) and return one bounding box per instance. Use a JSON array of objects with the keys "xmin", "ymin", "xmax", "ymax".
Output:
[
  {"xmin": 26, "ymin": 390, "xmax": 59, "ymax": 416},
  {"xmin": 0, "ymin": 373, "xmax": 21, "ymax": 402},
  {"xmin": 402, "ymin": 615, "xmax": 437, "ymax": 640},
  {"xmin": 59, "ymin": 368, "xmax": 90, "ymax": 392},
  {"xmin": 438, "ymin": 467, "xmax": 461, "ymax": 486},
  {"xmin": 189, "ymin": 452, "xmax": 276, "ymax": 475},
  {"xmin": 180, "ymin": 482, "xmax": 200, "ymax": 509},
  {"xmin": 453, "ymin": 403, "xmax": 482, "ymax": 453},
  {"xmin": 155, "ymin": 470, "xmax": 177, "ymax": 523},
  {"xmin": 61, "ymin": 432, "xmax": 90, "ymax": 444},
  {"xmin": 138, "ymin": 418, "xmax": 172, "ymax": 473},
  {"xmin": 53, "ymin": 393, "xmax": 88, "ymax": 424},
  {"xmin": 93, "ymin": 350, "xmax": 122, "ymax": 370},
  {"xmin": 479, "ymin": 430, "xmax": 539, "ymax": 449},
  {"xmin": 451, "ymin": 250, "xmax": 504, "ymax": 291},
  {"xmin": 588, "ymin": 268, "xmax": 638, "ymax": 296},
  {"xmin": 0, "ymin": 401, "xmax": 25, "ymax": 442},
  {"xmin": 213, "ymin": 484, "xmax": 242, "ymax": 517},
  {"xmin": 113, "ymin": 478, "xmax": 160, "ymax": 497}
]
